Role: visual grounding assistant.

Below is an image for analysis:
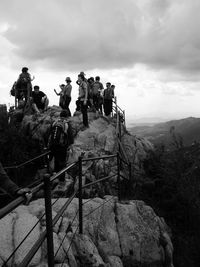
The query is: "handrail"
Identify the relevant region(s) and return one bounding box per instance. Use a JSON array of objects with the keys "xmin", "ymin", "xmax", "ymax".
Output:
[
  {"xmin": 0, "ymin": 98, "xmax": 131, "ymax": 266},
  {"xmin": 113, "ymin": 100, "xmax": 124, "ymax": 114},
  {"xmin": 4, "ymin": 150, "xmax": 50, "ymax": 170},
  {"xmin": 0, "ymin": 160, "xmax": 76, "ymax": 220},
  {"xmin": 0, "ymin": 152, "xmax": 130, "ymax": 266},
  {"xmin": 0, "ymin": 195, "xmax": 27, "ymax": 220},
  {"xmin": 118, "ymin": 139, "xmax": 129, "ymax": 164},
  {"xmin": 82, "ymin": 173, "xmax": 116, "ymax": 189},
  {"xmin": 82, "ymin": 154, "xmax": 117, "ymax": 162},
  {"xmin": 18, "ymin": 153, "xmax": 122, "ymax": 266},
  {"xmin": 18, "ymin": 191, "xmax": 77, "ymax": 267}
]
